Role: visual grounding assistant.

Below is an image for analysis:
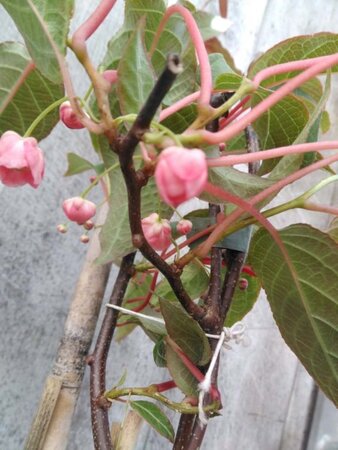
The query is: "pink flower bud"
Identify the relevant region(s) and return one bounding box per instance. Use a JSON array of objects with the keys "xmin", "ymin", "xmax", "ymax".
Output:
[
  {"xmin": 59, "ymin": 101, "xmax": 85, "ymax": 129},
  {"xmin": 155, "ymin": 146, "xmax": 207, "ymax": 206},
  {"xmin": 141, "ymin": 213, "xmax": 172, "ymax": 251},
  {"xmin": 80, "ymin": 234, "xmax": 90, "ymax": 244},
  {"xmin": 62, "ymin": 197, "xmax": 96, "ymax": 225},
  {"xmin": 83, "ymin": 220, "xmax": 94, "ymax": 230},
  {"xmin": 177, "ymin": 219, "xmax": 193, "ymax": 235},
  {"xmin": 57, "ymin": 224, "xmax": 68, "ymax": 234},
  {"xmin": 238, "ymin": 278, "xmax": 249, "ymax": 291},
  {"xmin": 102, "ymin": 70, "xmax": 118, "ymax": 85},
  {"xmin": 0, "ymin": 131, "xmax": 44, "ymax": 188}
]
